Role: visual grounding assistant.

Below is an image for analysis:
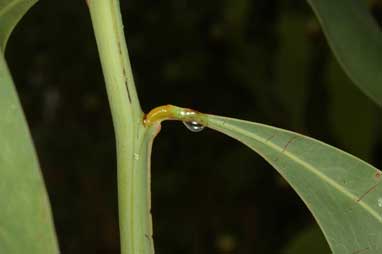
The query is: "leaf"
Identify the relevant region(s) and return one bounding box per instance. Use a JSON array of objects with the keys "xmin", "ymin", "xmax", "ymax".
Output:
[
  {"xmin": 327, "ymin": 59, "xmax": 378, "ymax": 161},
  {"xmin": 283, "ymin": 224, "xmax": 330, "ymax": 254},
  {"xmin": 0, "ymin": 0, "xmax": 37, "ymax": 51},
  {"xmin": 0, "ymin": 50, "xmax": 59, "ymax": 253},
  {"xmin": 204, "ymin": 114, "xmax": 382, "ymax": 254},
  {"xmin": 0, "ymin": 0, "xmax": 58, "ymax": 251},
  {"xmin": 306, "ymin": 0, "xmax": 382, "ymax": 106}
]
